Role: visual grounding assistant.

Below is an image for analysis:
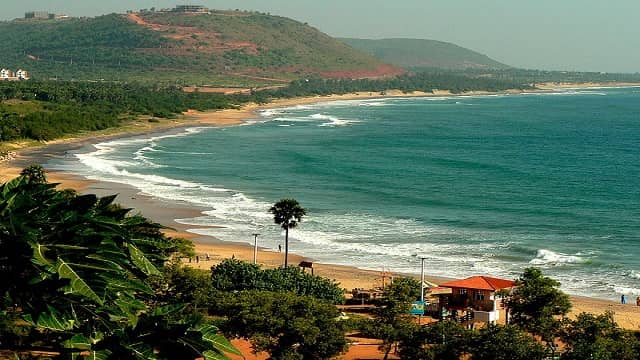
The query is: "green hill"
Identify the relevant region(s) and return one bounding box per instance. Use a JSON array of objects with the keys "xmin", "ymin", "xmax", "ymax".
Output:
[
  {"xmin": 0, "ymin": 12, "xmax": 402, "ymax": 86},
  {"xmin": 340, "ymin": 38, "xmax": 510, "ymax": 70}
]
